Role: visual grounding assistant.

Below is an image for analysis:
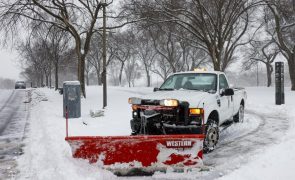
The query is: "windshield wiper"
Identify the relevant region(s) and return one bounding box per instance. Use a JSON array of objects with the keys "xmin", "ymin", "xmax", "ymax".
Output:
[
  {"xmin": 183, "ymin": 88, "xmax": 202, "ymax": 91},
  {"xmin": 159, "ymin": 88, "xmax": 174, "ymax": 91}
]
